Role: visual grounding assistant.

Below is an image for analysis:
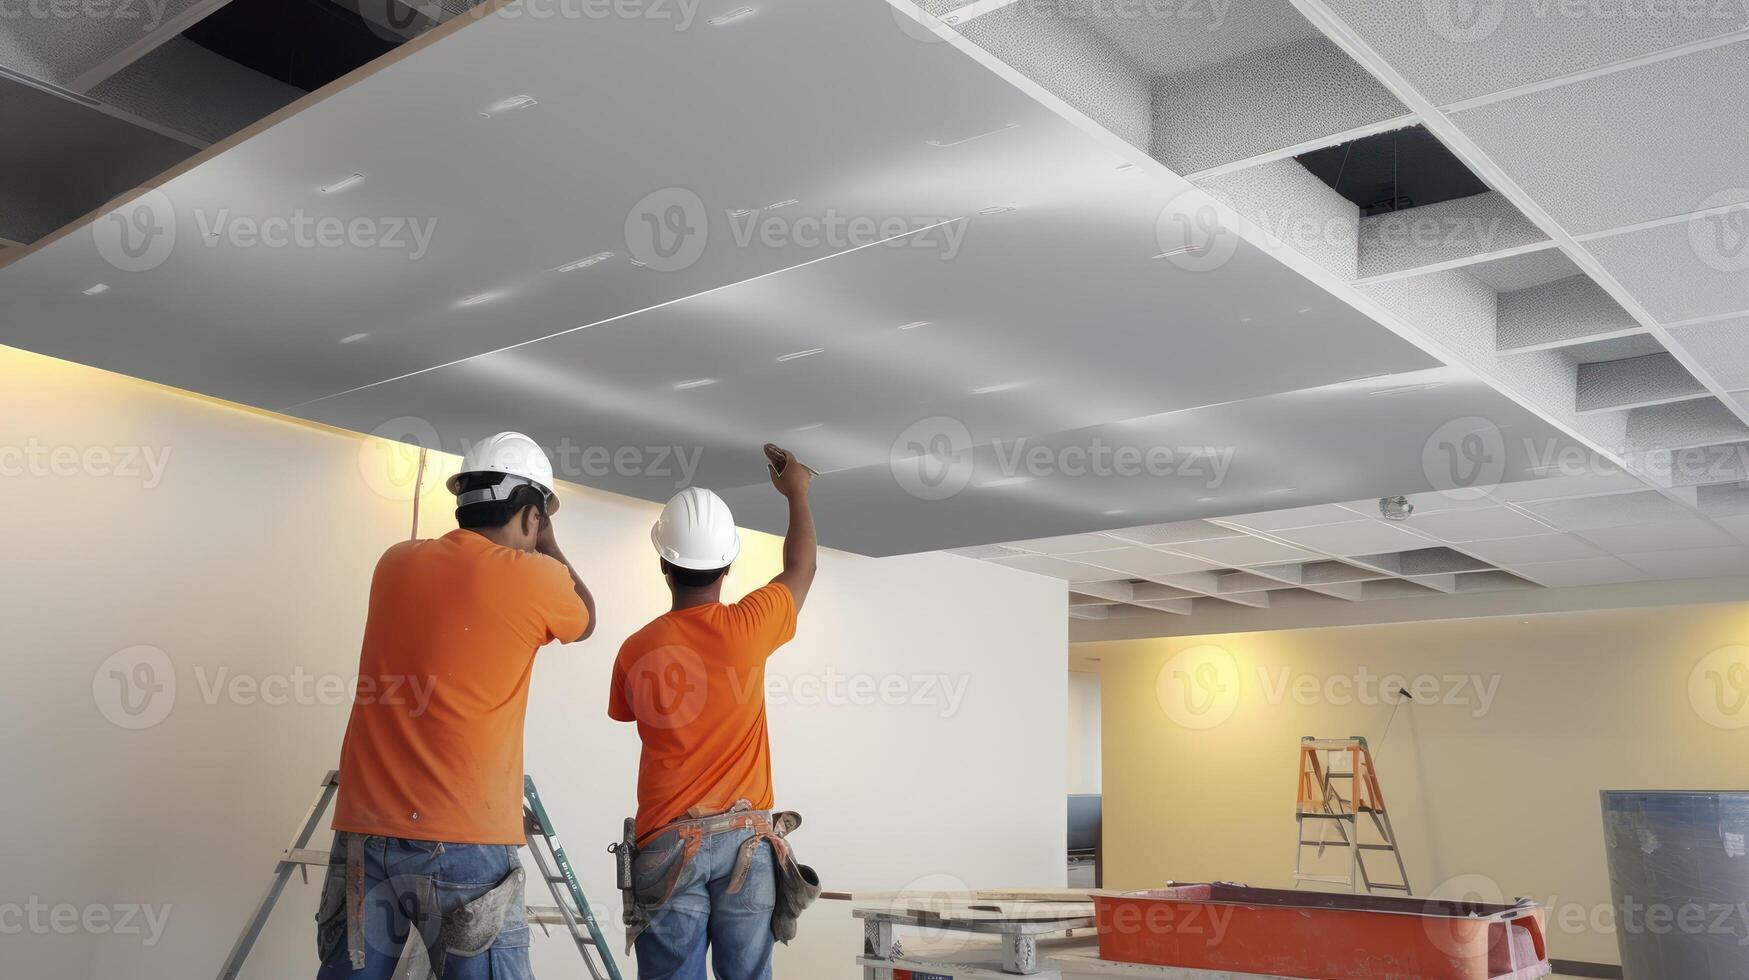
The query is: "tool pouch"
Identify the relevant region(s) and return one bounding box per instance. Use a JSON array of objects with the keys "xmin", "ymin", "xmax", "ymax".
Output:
[
  {"xmin": 315, "ymin": 859, "xmax": 347, "ymax": 962},
  {"xmin": 611, "ymin": 817, "xmax": 642, "ymax": 933},
  {"xmin": 440, "ymin": 866, "xmax": 525, "ymax": 959}
]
